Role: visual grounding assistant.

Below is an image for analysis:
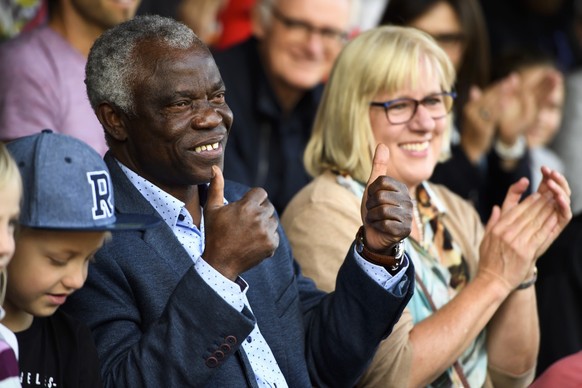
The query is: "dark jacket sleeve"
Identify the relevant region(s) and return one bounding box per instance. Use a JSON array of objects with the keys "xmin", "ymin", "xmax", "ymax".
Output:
[{"xmin": 301, "ymin": 247, "xmax": 414, "ymax": 387}]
